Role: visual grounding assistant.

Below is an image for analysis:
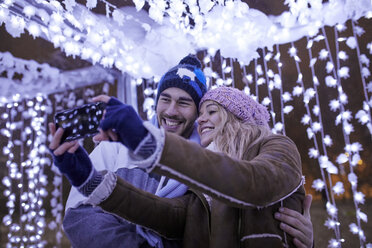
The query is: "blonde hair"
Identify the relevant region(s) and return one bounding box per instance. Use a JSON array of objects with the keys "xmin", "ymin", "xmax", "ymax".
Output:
[{"xmin": 213, "ymin": 104, "xmax": 272, "ymax": 160}]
